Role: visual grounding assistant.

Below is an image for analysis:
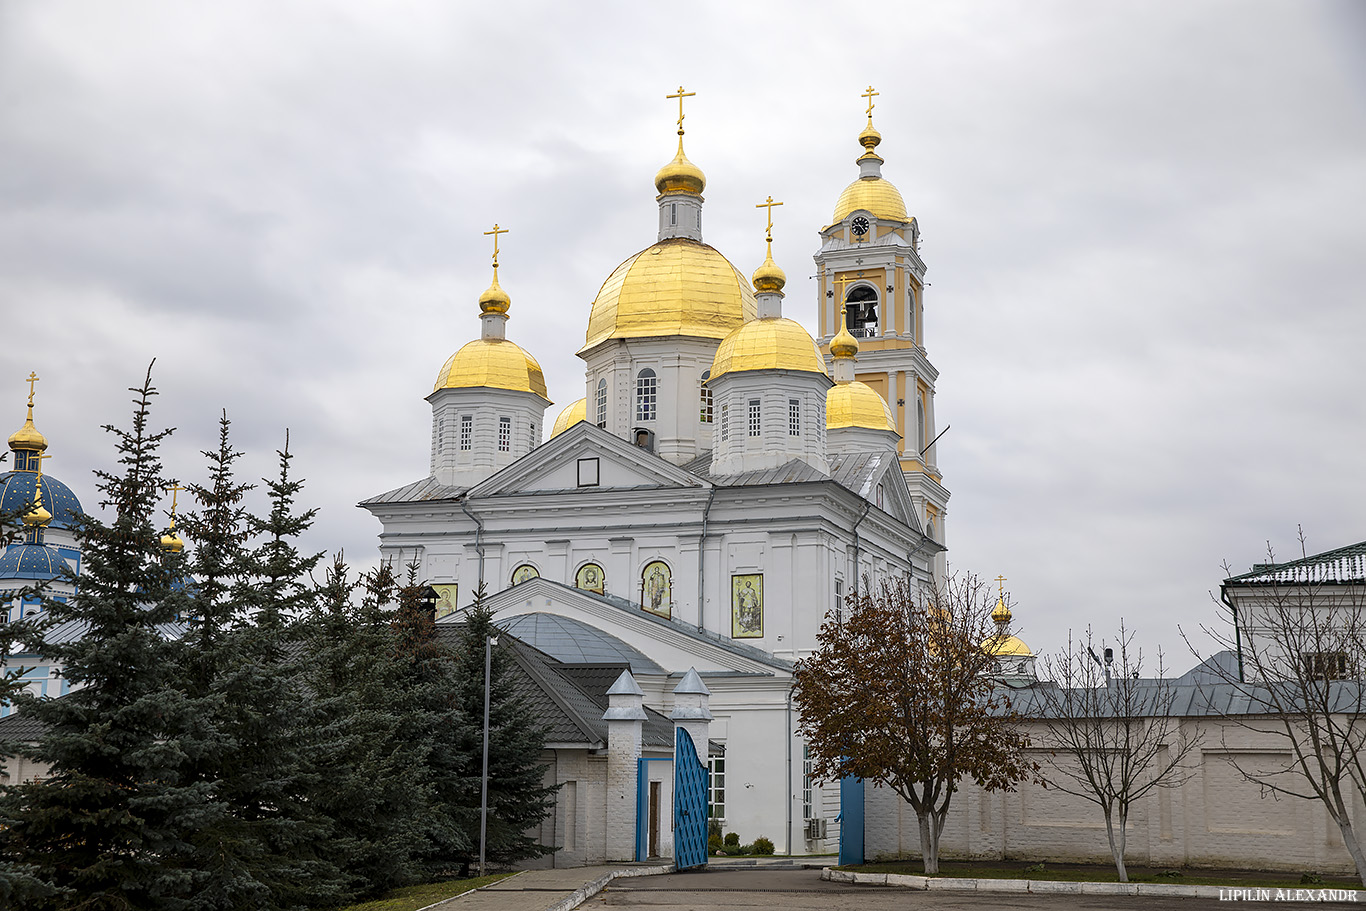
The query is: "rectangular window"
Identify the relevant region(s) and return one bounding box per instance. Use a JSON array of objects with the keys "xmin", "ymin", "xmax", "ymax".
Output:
[
  {"xmin": 437, "ymin": 417, "xmax": 445, "ymax": 453},
  {"xmin": 1304, "ymin": 651, "xmax": 1351, "ymax": 680},
  {"xmin": 532, "ymin": 420, "xmax": 540, "ymax": 448},
  {"xmin": 788, "ymin": 398, "xmax": 800, "ymax": 436},
  {"xmin": 636, "ymin": 372, "xmax": 657, "ymax": 422},
  {"xmin": 876, "ymin": 484, "xmax": 884, "ymax": 509},
  {"xmin": 803, "ymin": 744, "xmax": 814, "ymax": 820},
  {"xmin": 720, "ymin": 403, "xmax": 729, "ymax": 442},
  {"xmin": 709, "ymin": 756, "xmax": 726, "ymax": 822},
  {"xmin": 700, "ymin": 385, "xmax": 713, "ymax": 424},
  {"xmin": 460, "ymin": 415, "xmax": 472, "ymax": 451},
  {"xmin": 577, "ymin": 457, "xmax": 600, "ymax": 488},
  {"xmin": 498, "ymin": 416, "xmax": 511, "ymax": 452},
  {"xmin": 834, "ymin": 578, "xmax": 844, "ymax": 624},
  {"xmin": 748, "ymin": 399, "xmax": 761, "ymax": 437},
  {"xmin": 596, "ymin": 382, "xmax": 608, "ymax": 428}
]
